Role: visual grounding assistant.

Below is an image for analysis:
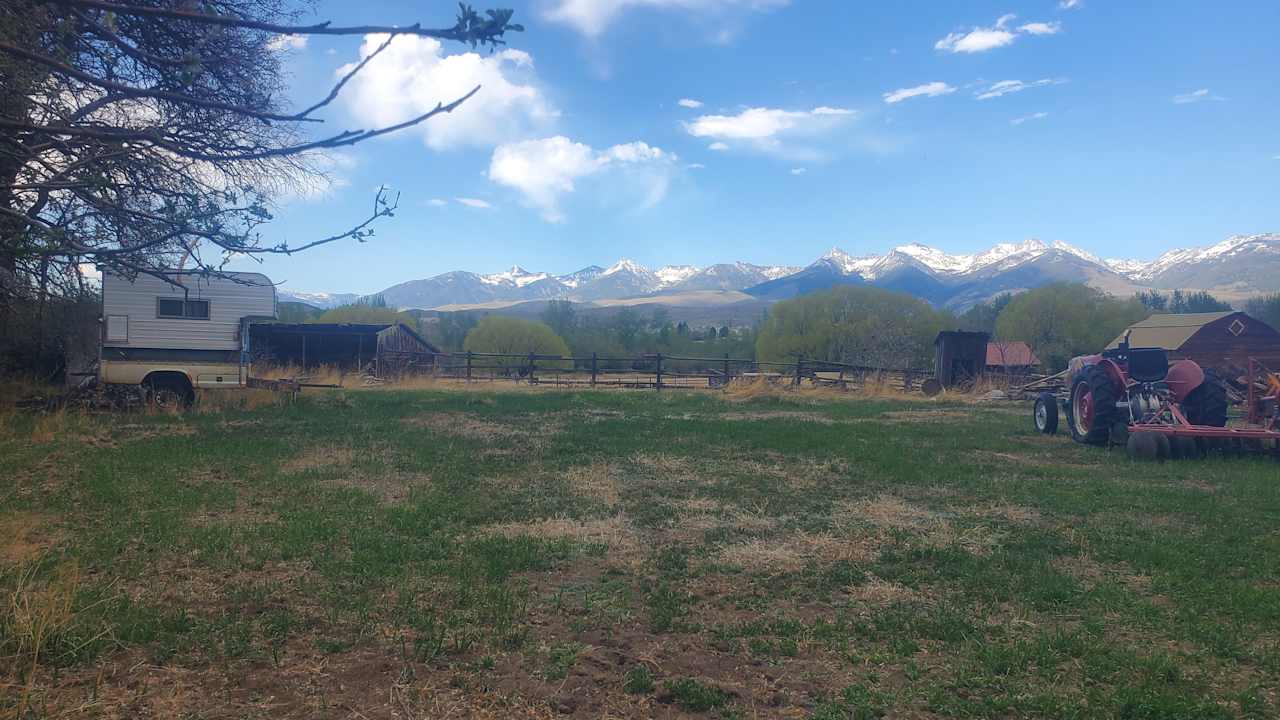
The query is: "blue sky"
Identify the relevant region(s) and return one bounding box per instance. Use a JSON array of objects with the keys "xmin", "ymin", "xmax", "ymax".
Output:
[{"xmin": 236, "ymin": 0, "xmax": 1280, "ymax": 293}]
